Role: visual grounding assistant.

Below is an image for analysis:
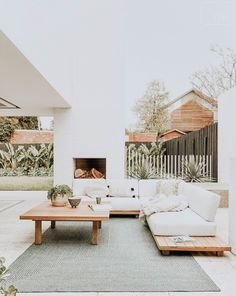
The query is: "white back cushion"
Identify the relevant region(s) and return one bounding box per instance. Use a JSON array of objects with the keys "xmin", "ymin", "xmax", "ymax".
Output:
[
  {"xmin": 73, "ymin": 179, "xmax": 107, "ymax": 196},
  {"xmin": 106, "ymin": 179, "xmax": 138, "ymax": 198},
  {"xmin": 139, "ymin": 179, "xmax": 182, "ymax": 199},
  {"xmin": 138, "ymin": 180, "xmax": 162, "ymax": 198},
  {"xmin": 179, "ymin": 182, "xmax": 220, "ymax": 222}
]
